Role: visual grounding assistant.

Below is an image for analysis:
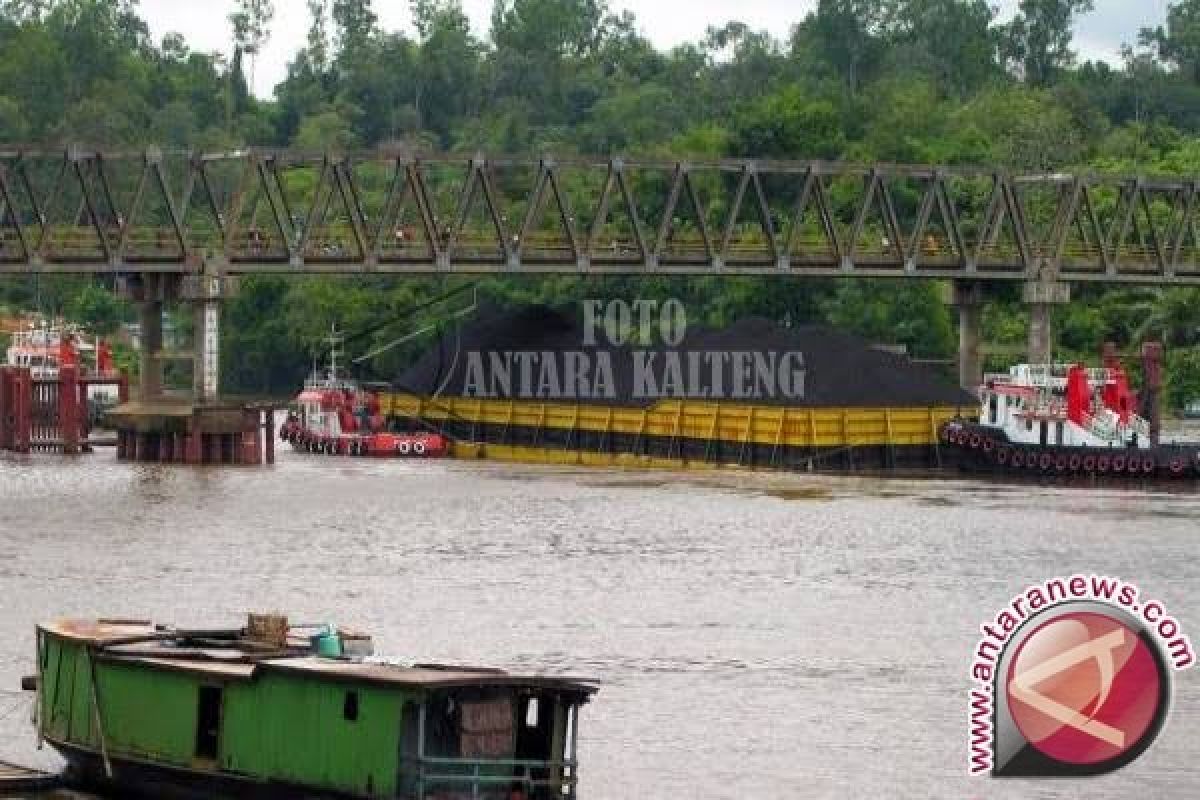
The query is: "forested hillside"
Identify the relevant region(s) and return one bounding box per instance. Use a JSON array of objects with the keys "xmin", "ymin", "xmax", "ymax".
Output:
[{"xmin": 1, "ymin": 0, "xmax": 1198, "ymax": 406}]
